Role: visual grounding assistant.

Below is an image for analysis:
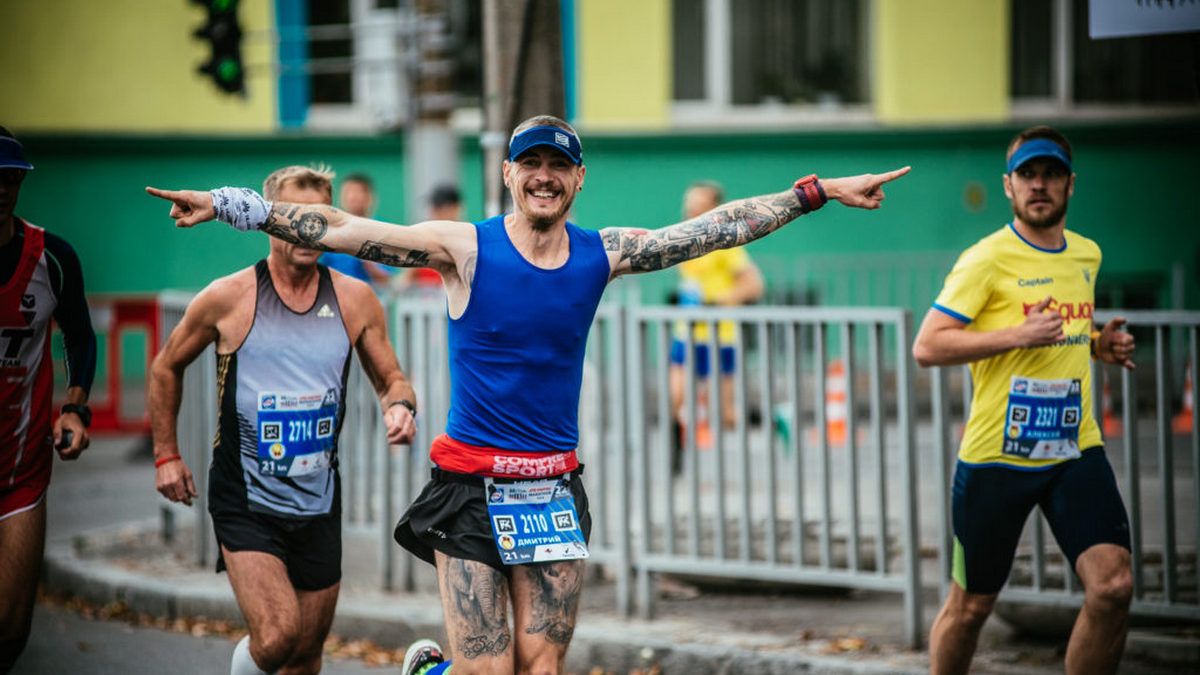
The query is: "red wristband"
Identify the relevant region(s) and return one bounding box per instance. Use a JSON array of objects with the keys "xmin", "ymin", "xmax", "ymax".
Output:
[
  {"xmin": 792, "ymin": 174, "xmax": 827, "ymax": 213},
  {"xmin": 155, "ymin": 454, "xmax": 182, "ymax": 468}
]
